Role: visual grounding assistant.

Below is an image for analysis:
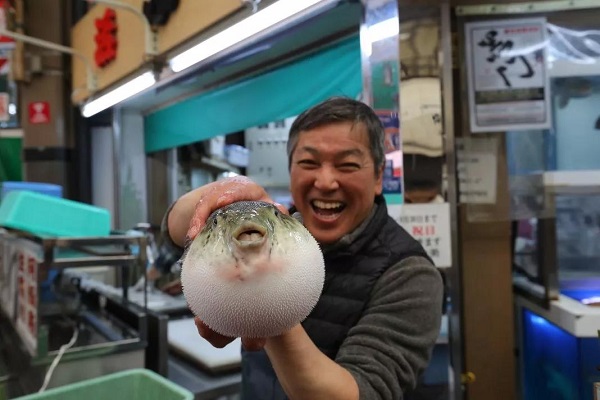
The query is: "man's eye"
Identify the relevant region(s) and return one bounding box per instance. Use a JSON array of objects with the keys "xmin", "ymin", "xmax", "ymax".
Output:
[
  {"xmin": 338, "ymin": 163, "xmax": 360, "ymax": 172},
  {"xmin": 297, "ymin": 160, "xmax": 318, "ymax": 168}
]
